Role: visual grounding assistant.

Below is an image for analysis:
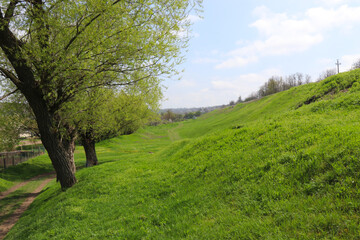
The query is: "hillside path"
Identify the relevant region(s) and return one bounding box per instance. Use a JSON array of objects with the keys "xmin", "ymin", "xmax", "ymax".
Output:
[
  {"xmin": 0, "ymin": 174, "xmax": 55, "ymax": 240},
  {"xmin": 168, "ymin": 122, "xmax": 183, "ymax": 142},
  {"xmin": 0, "ymin": 172, "xmax": 54, "ymax": 201}
]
